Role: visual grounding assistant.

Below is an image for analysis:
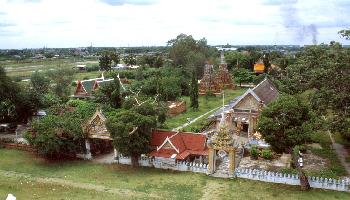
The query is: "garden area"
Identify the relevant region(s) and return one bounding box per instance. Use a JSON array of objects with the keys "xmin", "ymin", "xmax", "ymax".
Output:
[{"xmin": 0, "ymin": 149, "xmax": 349, "ymax": 200}]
